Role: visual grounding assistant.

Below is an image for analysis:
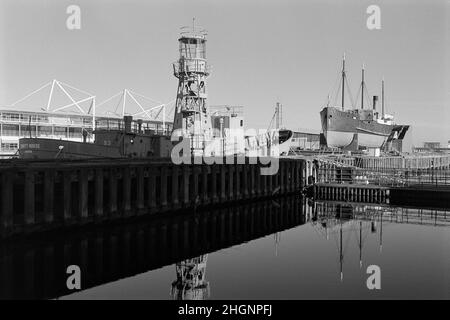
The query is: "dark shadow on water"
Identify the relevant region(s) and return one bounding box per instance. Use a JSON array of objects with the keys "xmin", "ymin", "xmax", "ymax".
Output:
[{"xmin": 0, "ymin": 195, "xmax": 308, "ymax": 300}]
